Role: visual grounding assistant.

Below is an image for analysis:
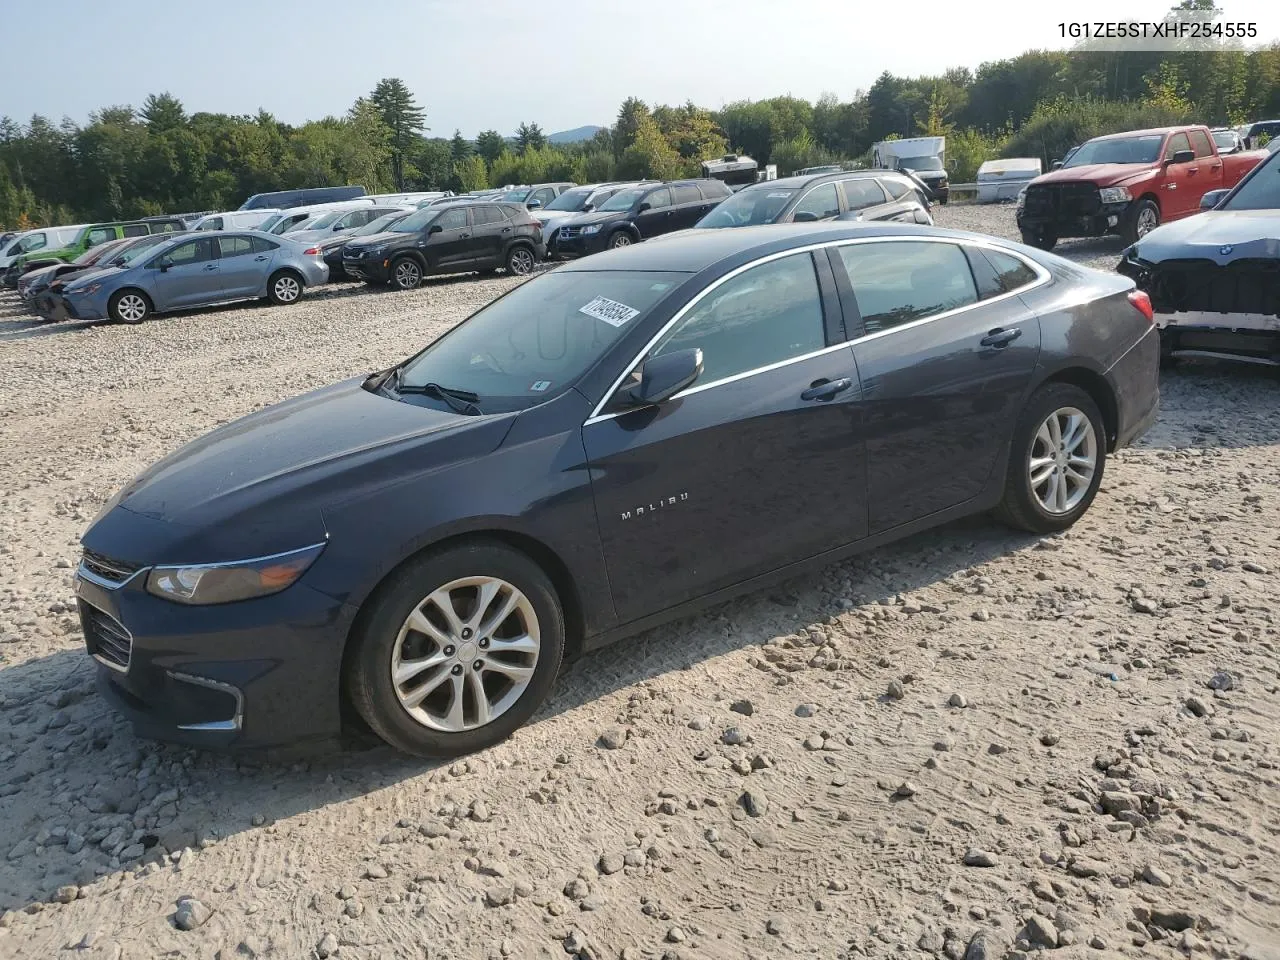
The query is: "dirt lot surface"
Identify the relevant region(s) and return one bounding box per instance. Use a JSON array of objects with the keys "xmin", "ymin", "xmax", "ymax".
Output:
[{"xmin": 1, "ymin": 207, "xmax": 1278, "ymax": 960}]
